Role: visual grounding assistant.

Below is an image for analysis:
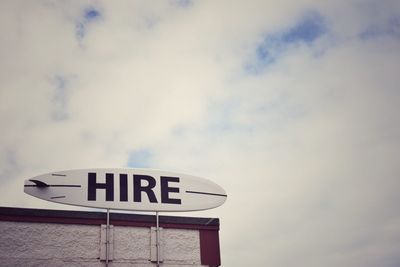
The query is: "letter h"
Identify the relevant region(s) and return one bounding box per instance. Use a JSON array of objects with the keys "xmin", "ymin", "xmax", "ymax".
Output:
[{"xmin": 88, "ymin": 172, "xmax": 114, "ymax": 201}]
